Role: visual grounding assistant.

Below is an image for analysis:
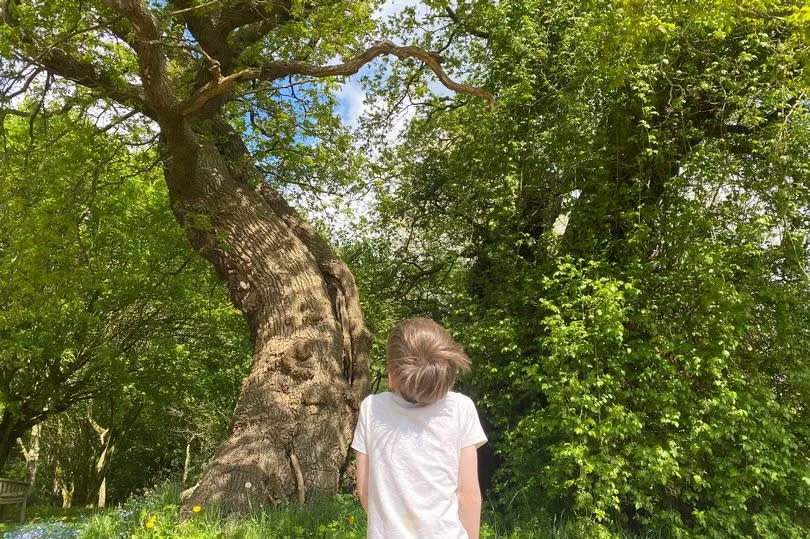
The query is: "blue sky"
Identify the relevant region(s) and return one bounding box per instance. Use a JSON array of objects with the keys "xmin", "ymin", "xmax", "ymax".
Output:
[{"xmin": 334, "ymin": 0, "xmax": 424, "ymax": 129}]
